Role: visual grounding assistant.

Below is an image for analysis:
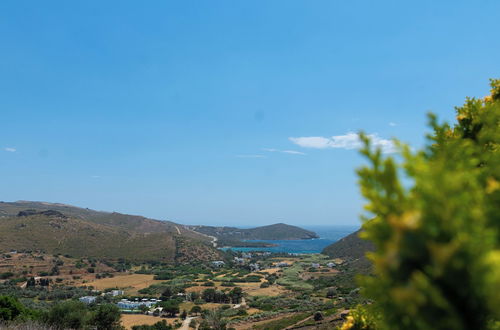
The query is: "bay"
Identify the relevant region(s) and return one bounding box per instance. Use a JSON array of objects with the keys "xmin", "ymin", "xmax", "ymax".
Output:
[{"xmin": 221, "ymin": 225, "xmax": 359, "ymax": 254}]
